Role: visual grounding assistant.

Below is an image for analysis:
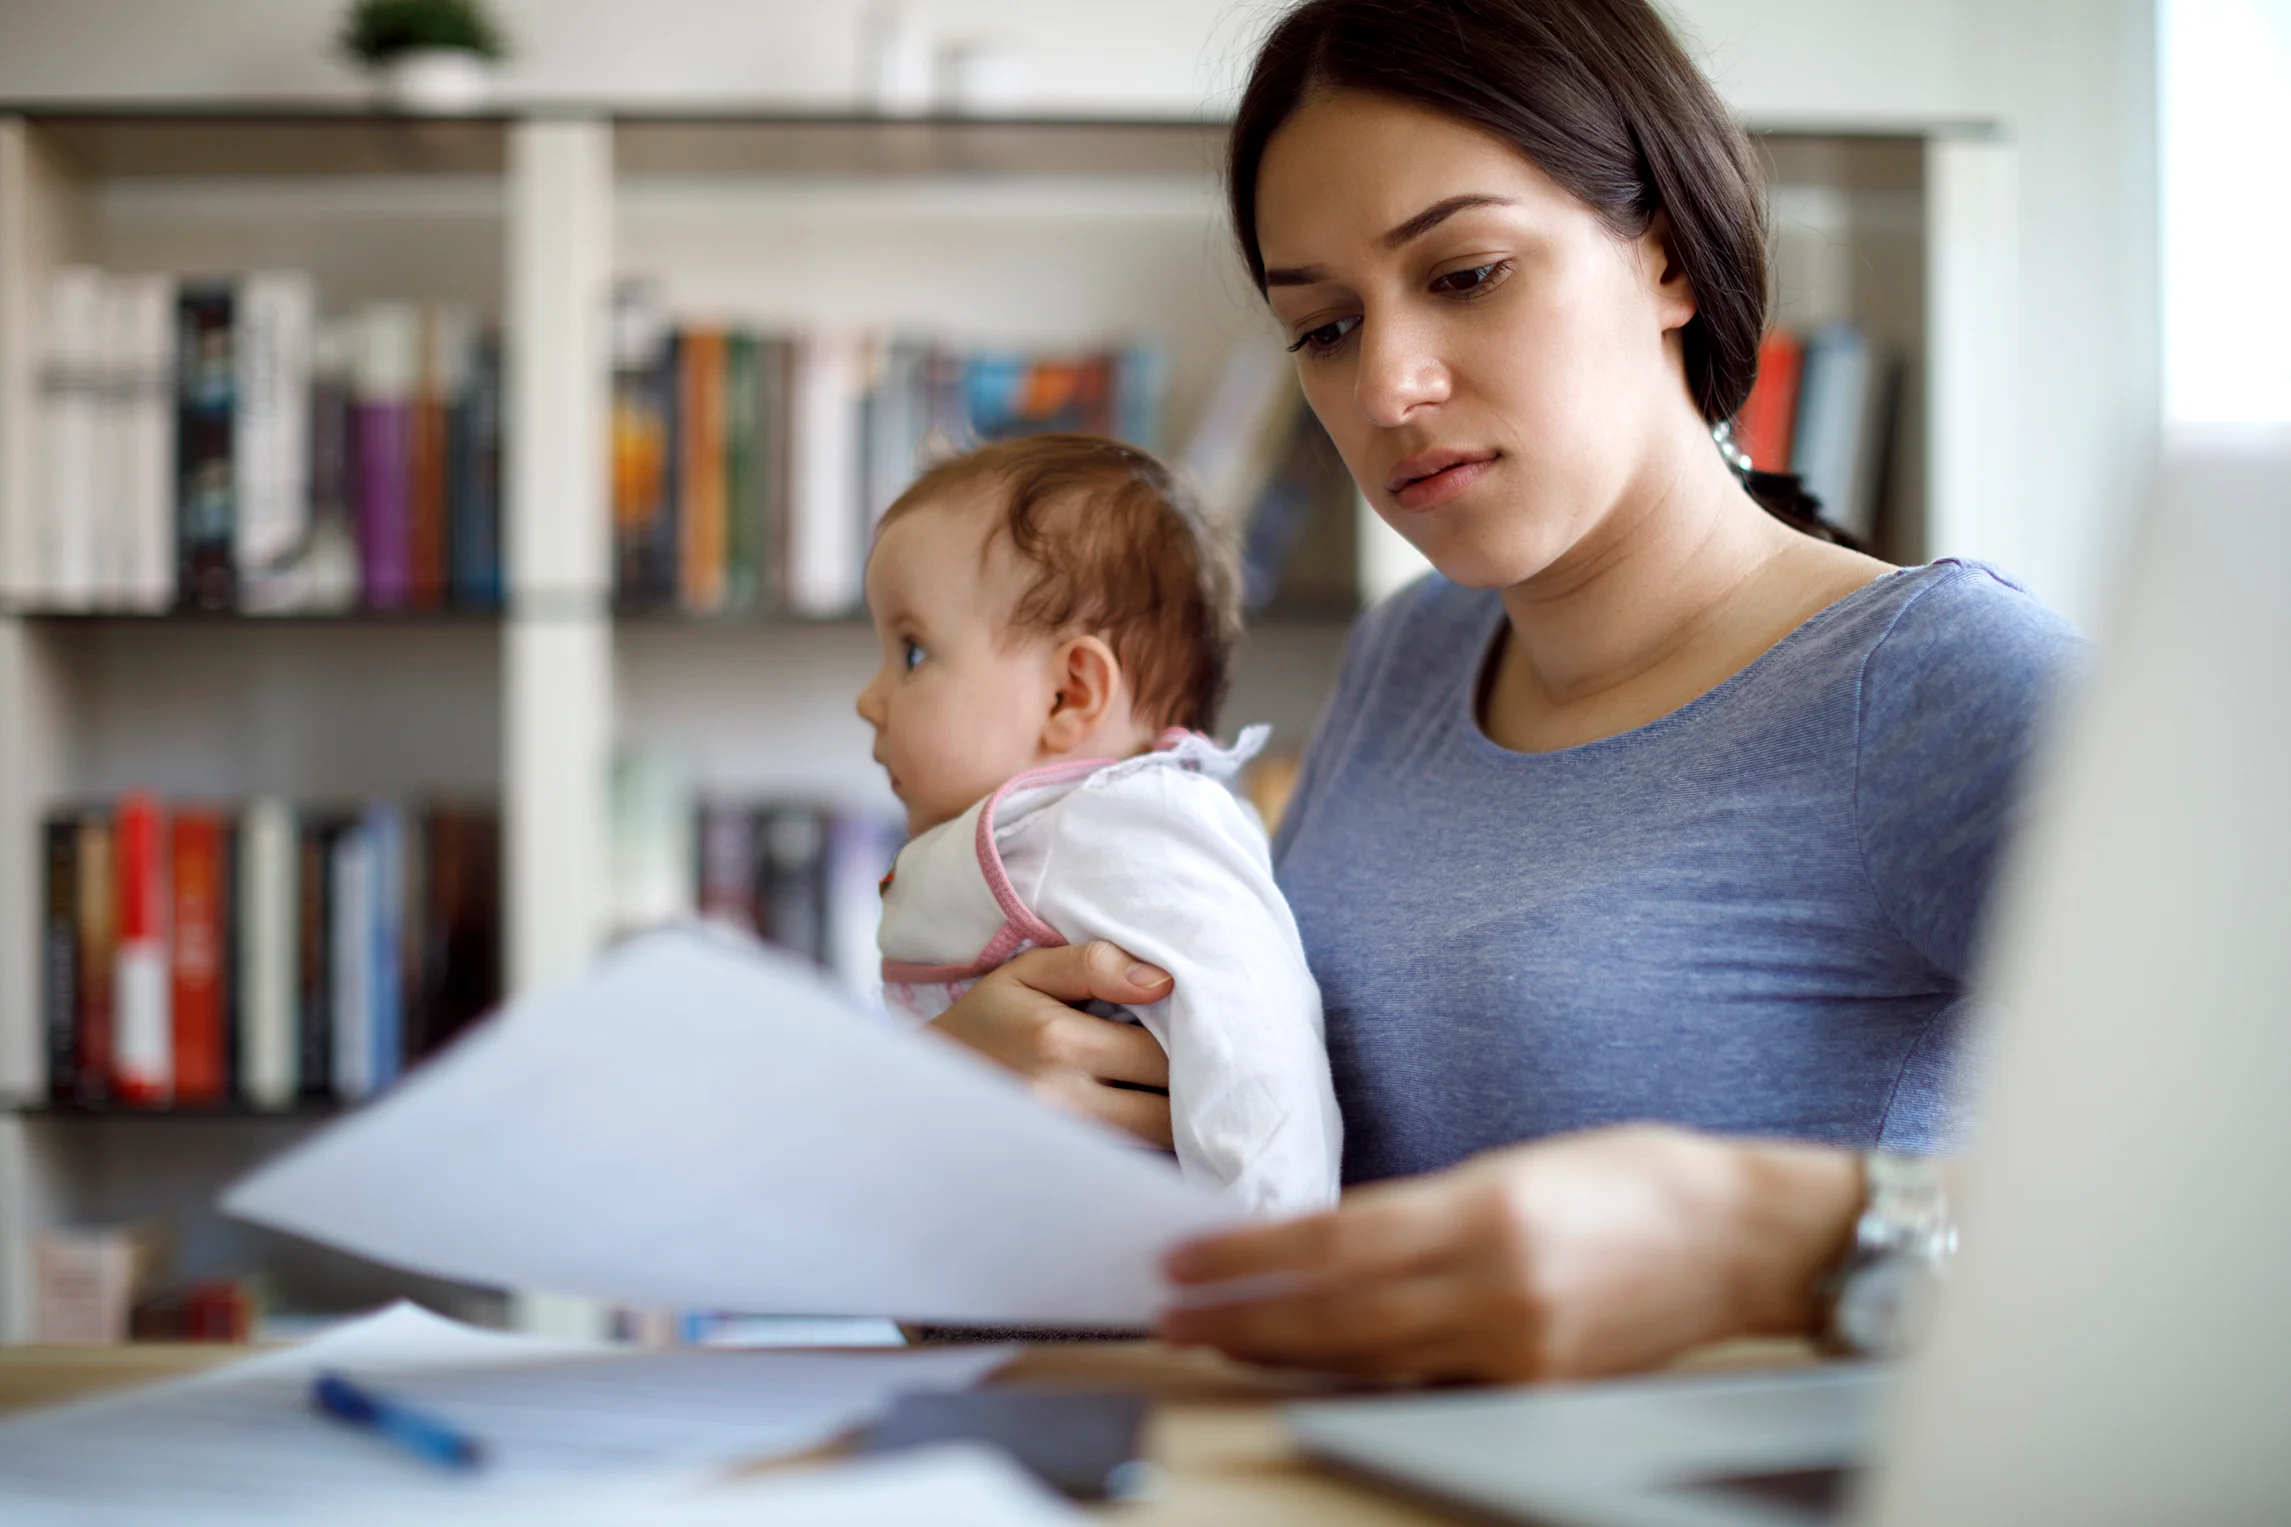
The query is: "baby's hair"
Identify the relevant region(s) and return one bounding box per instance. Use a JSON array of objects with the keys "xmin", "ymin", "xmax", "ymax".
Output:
[{"xmin": 878, "ymin": 433, "xmax": 1241, "ymax": 735}]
